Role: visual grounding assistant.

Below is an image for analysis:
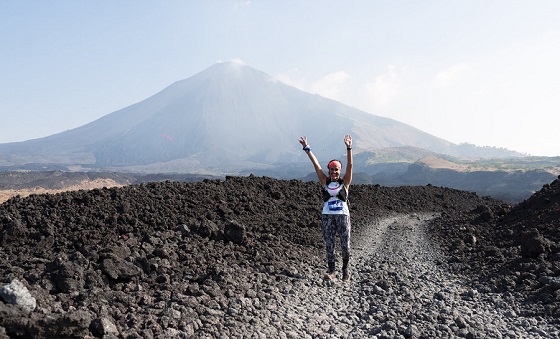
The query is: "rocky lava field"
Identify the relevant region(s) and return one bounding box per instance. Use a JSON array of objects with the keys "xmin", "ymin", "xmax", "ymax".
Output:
[{"xmin": 1, "ymin": 174, "xmax": 560, "ymax": 338}]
